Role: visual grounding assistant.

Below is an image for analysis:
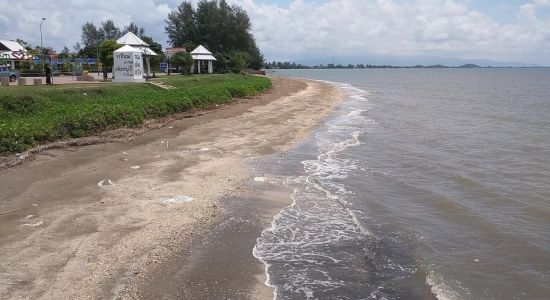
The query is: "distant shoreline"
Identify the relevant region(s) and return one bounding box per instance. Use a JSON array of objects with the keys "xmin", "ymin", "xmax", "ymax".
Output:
[{"xmin": 265, "ymin": 64, "xmax": 550, "ymax": 70}]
